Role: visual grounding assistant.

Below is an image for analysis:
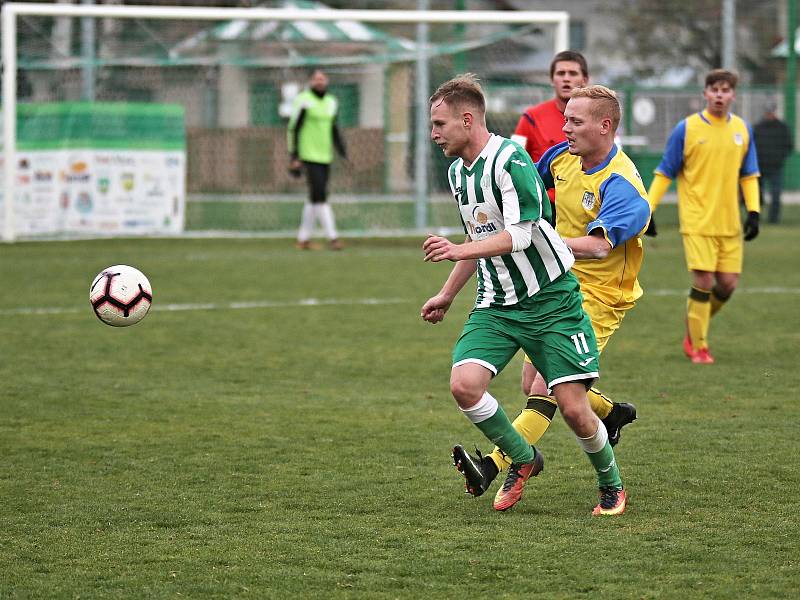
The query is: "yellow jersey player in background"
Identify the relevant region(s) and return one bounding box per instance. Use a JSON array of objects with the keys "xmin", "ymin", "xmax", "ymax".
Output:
[
  {"xmin": 648, "ymin": 69, "xmax": 760, "ymax": 364},
  {"xmin": 453, "ymin": 85, "xmax": 650, "ymax": 511}
]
